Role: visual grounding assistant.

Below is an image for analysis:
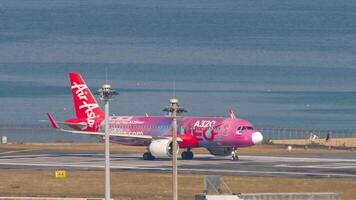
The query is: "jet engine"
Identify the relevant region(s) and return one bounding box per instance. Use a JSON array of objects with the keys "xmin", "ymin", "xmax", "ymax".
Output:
[
  {"xmin": 207, "ymin": 147, "xmax": 233, "ymax": 156},
  {"xmin": 149, "ymin": 139, "xmax": 179, "ymax": 157}
]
